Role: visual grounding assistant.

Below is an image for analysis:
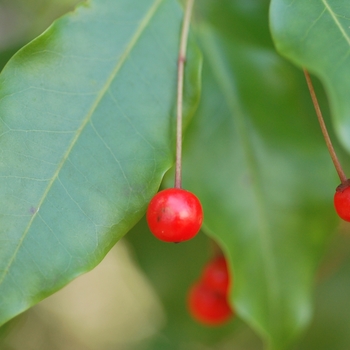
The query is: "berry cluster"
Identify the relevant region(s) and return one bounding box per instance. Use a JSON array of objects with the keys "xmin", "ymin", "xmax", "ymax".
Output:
[{"xmin": 187, "ymin": 256, "xmax": 234, "ymax": 326}]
